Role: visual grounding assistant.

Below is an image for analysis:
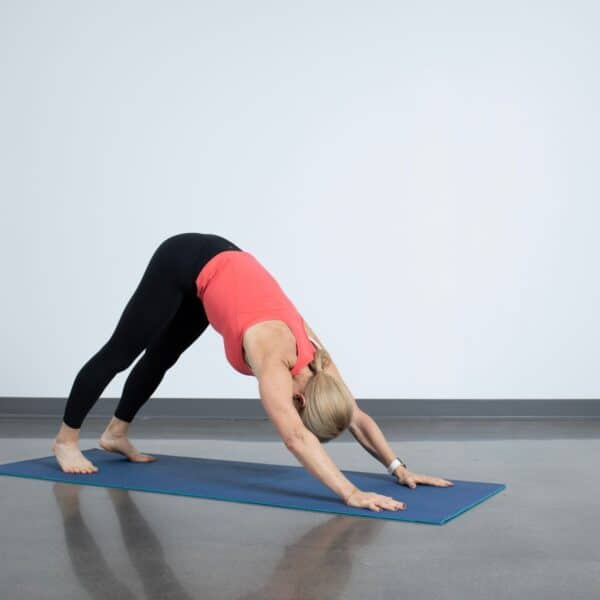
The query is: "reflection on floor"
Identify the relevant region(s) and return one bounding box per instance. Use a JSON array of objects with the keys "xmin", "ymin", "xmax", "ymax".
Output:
[{"xmin": 1, "ymin": 417, "xmax": 599, "ymax": 599}]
